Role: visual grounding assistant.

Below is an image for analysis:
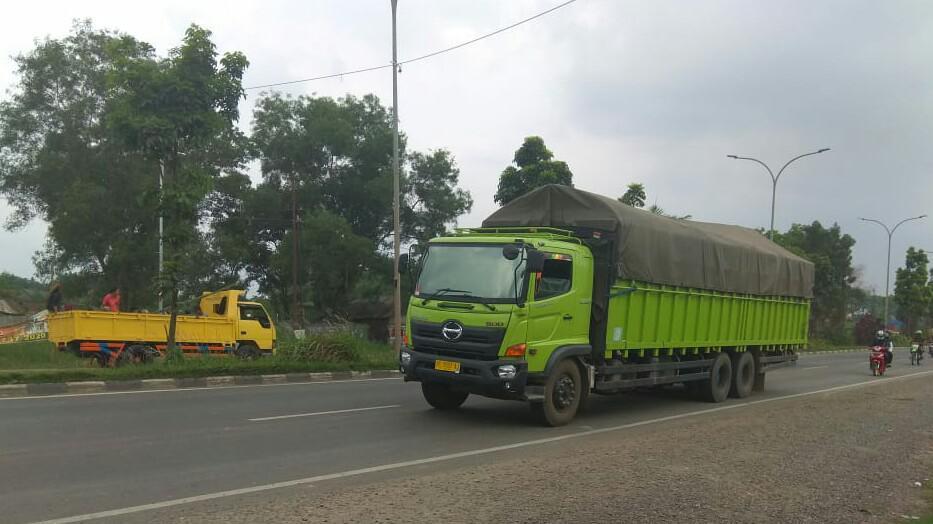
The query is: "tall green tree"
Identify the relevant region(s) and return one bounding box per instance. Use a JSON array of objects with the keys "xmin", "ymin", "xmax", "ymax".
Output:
[
  {"xmin": 894, "ymin": 247, "xmax": 930, "ymax": 333},
  {"xmin": 494, "ymin": 136, "xmax": 573, "ymax": 205},
  {"xmin": 618, "ymin": 183, "xmax": 691, "ymax": 219},
  {"xmin": 619, "ymin": 183, "xmax": 646, "ymax": 208},
  {"xmin": 0, "ymin": 21, "xmax": 160, "ymax": 308},
  {"xmin": 773, "ymin": 222, "xmax": 856, "ymax": 339},
  {"xmin": 403, "ymin": 150, "xmax": 473, "ymax": 247},
  {"xmin": 106, "ymin": 24, "xmax": 249, "ymax": 350},
  {"xmin": 220, "ymin": 92, "xmax": 471, "ymax": 320}
]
